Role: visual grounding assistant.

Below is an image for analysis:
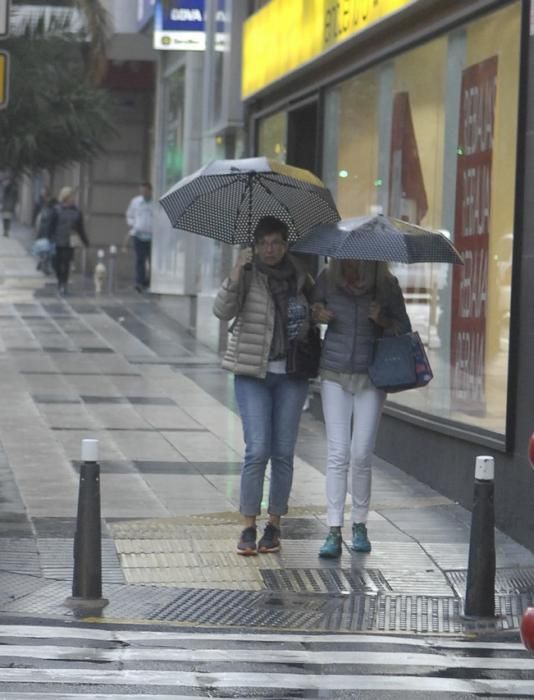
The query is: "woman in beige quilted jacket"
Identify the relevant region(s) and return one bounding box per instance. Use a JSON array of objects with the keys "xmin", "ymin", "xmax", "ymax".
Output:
[{"xmin": 213, "ymin": 216, "xmax": 313, "ymax": 556}]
